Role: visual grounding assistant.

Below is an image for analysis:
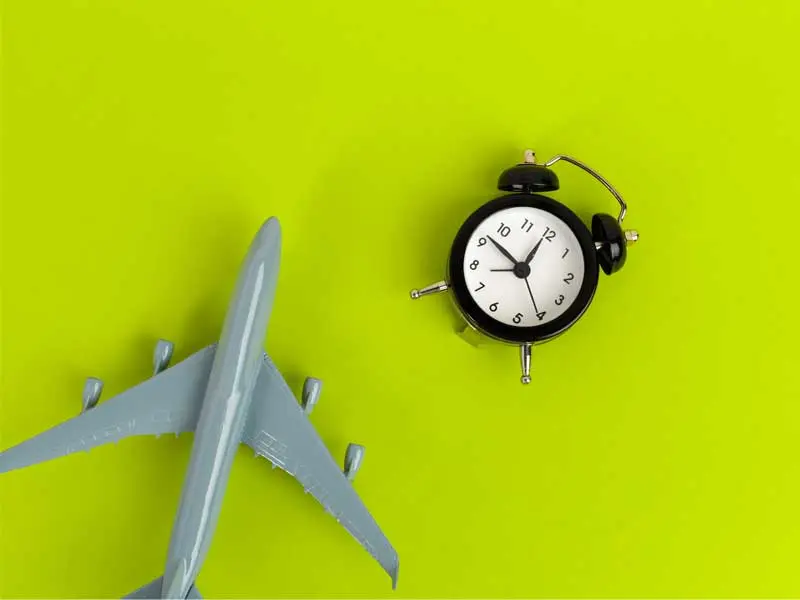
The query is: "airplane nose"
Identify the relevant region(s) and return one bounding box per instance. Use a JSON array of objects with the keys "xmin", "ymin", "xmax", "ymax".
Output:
[
  {"xmin": 254, "ymin": 217, "xmax": 281, "ymax": 248},
  {"xmin": 246, "ymin": 217, "xmax": 281, "ymax": 267}
]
